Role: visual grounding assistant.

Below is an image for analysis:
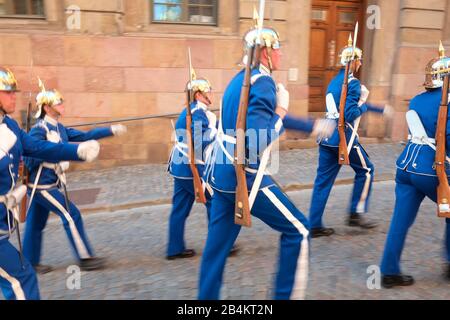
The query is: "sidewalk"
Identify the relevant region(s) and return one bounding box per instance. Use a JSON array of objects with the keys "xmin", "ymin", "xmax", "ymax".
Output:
[{"xmin": 66, "ymin": 142, "xmax": 404, "ymax": 213}]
